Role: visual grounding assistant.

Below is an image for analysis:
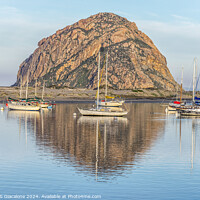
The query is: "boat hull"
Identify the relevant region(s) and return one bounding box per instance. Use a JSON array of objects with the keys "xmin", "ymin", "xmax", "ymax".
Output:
[
  {"xmin": 180, "ymin": 112, "xmax": 200, "ymax": 116},
  {"xmin": 40, "ymin": 104, "xmax": 49, "ymax": 108},
  {"xmin": 166, "ymin": 105, "xmax": 177, "ymax": 112},
  {"xmin": 180, "ymin": 110, "xmax": 200, "ymax": 116},
  {"xmin": 78, "ymin": 108, "xmax": 127, "ymax": 117},
  {"xmin": 8, "ymin": 103, "xmax": 40, "ymax": 111}
]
